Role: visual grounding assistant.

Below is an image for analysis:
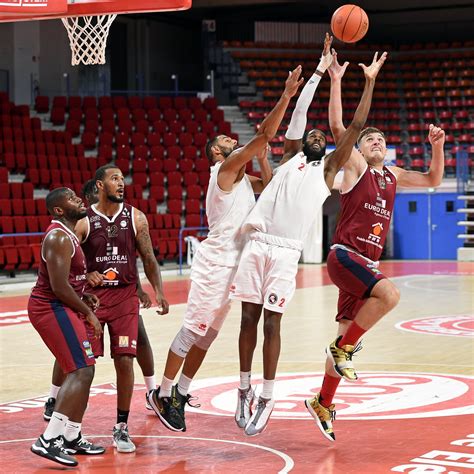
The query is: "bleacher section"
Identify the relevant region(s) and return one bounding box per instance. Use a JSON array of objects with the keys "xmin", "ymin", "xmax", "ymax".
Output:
[
  {"xmin": 0, "ymin": 92, "xmax": 238, "ymax": 272},
  {"xmin": 221, "ymin": 41, "xmax": 474, "ymax": 175}
]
